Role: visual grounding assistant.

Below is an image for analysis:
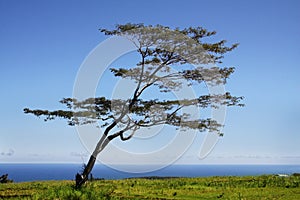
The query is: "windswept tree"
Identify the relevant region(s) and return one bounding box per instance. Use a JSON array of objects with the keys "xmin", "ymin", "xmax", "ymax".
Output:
[{"xmin": 24, "ymin": 23, "xmax": 243, "ymax": 188}]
